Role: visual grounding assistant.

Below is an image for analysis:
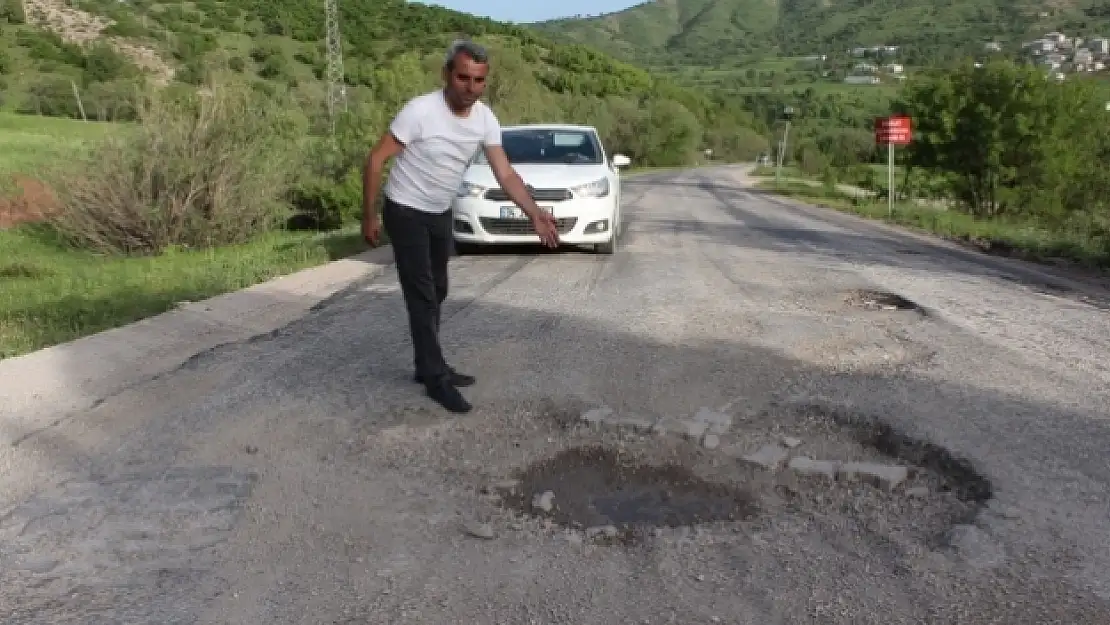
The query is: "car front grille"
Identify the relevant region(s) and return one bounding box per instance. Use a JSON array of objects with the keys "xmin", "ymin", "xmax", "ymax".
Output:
[
  {"xmin": 479, "ymin": 217, "xmax": 578, "ymax": 236},
  {"xmin": 483, "ymin": 188, "xmax": 571, "ymax": 202}
]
